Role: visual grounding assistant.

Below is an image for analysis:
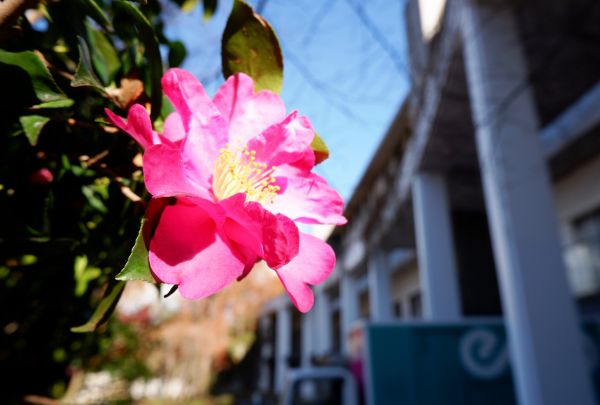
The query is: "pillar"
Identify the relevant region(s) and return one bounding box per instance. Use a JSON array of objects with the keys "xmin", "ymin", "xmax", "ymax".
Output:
[
  {"xmin": 274, "ymin": 305, "xmax": 291, "ymax": 393},
  {"xmin": 412, "ymin": 172, "xmax": 462, "ymax": 320},
  {"xmin": 301, "ymin": 311, "xmax": 314, "ymax": 368},
  {"xmin": 314, "ymin": 287, "xmax": 332, "ymax": 355},
  {"xmin": 341, "ymin": 274, "xmax": 358, "ymax": 354},
  {"xmin": 461, "ymin": 2, "xmax": 595, "ymax": 404},
  {"xmin": 368, "ymin": 250, "xmax": 393, "ymax": 321}
]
